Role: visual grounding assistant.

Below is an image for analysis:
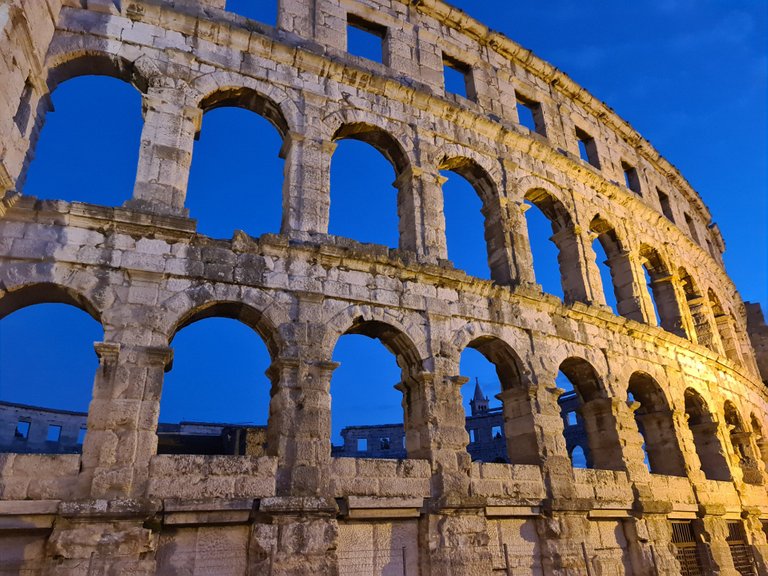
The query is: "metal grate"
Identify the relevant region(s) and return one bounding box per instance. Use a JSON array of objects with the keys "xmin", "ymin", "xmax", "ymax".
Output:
[
  {"xmin": 670, "ymin": 521, "xmax": 705, "ymax": 576},
  {"xmin": 671, "ymin": 521, "xmax": 696, "ymax": 544},
  {"xmin": 726, "ymin": 522, "xmax": 757, "ymax": 576}
]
